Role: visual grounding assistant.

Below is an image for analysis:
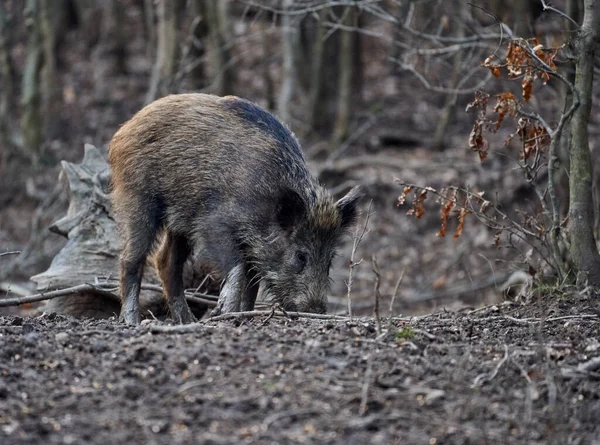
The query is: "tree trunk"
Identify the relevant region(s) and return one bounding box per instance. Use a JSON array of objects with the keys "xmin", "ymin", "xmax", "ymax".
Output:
[
  {"xmin": 557, "ymin": 0, "xmax": 581, "ymax": 218},
  {"xmin": 568, "ymin": 0, "xmax": 600, "ymax": 287},
  {"xmin": 205, "ymin": 0, "xmax": 235, "ymax": 96},
  {"xmin": 92, "ymin": 0, "xmax": 127, "ymax": 103},
  {"xmin": 332, "ymin": 5, "xmax": 357, "ymax": 146},
  {"xmin": 261, "ymin": 21, "xmax": 275, "ymax": 110},
  {"xmin": 189, "ymin": 0, "xmax": 209, "ymax": 88},
  {"xmin": 145, "ymin": 0, "xmax": 182, "ymax": 104},
  {"xmin": 307, "ymin": 7, "xmax": 327, "ymax": 132},
  {"xmin": 143, "ymin": 0, "xmax": 156, "ymax": 58},
  {"xmin": 278, "ymin": 0, "xmax": 296, "ymax": 125},
  {"xmin": 430, "ymin": 0, "xmax": 466, "ymax": 151},
  {"xmin": 0, "ymin": 1, "xmax": 16, "ymax": 163},
  {"xmin": 20, "ymin": 0, "xmax": 44, "ymax": 160}
]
